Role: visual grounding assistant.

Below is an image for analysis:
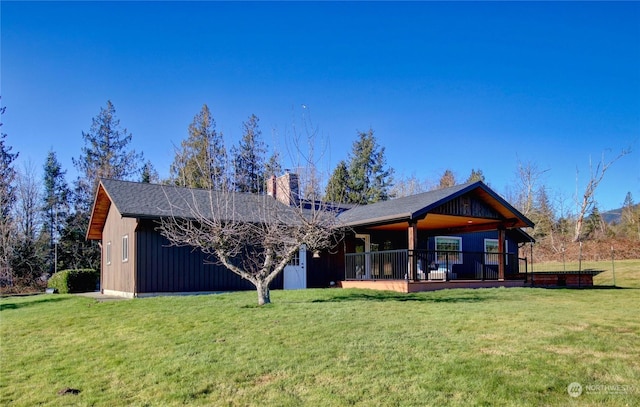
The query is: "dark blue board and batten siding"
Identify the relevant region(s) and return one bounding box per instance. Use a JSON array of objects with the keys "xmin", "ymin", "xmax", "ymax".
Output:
[
  {"xmin": 134, "ymin": 220, "xmax": 282, "ymax": 293},
  {"xmin": 426, "ymin": 230, "xmax": 523, "ymax": 279}
]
